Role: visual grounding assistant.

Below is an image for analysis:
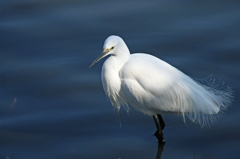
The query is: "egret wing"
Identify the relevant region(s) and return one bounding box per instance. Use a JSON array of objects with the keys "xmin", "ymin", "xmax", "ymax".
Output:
[{"xmin": 120, "ymin": 53, "xmax": 188, "ymax": 115}]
